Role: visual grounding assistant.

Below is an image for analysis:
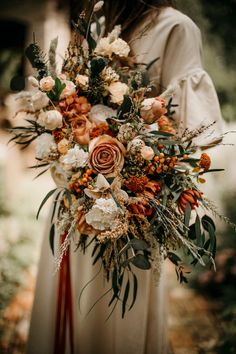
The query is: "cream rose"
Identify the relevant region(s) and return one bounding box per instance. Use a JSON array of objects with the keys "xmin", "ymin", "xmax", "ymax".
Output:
[
  {"xmin": 39, "ymin": 76, "xmax": 55, "ymax": 92},
  {"xmin": 71, "ymin": 115, "xmax": 93, "ymax": 145},
  {"xmin": 60, "ymin": 80, "xmax": 76, "ymax": 99},
  {"xmin": 89, "ymin": 104, "xmax": 117, "ymax": 124},
  {"xmin": 141, "ymin": 97, "xmax": 167, "ymax": 124},
  {"xmin": 107, "ymin": 82, "xmax": 128, "ymax": 104},
  {"xmin": 61, "ymin": 145, "xmax": 88, "ymax": 170},
  {"xmin": 141, "ymin": 146, "xmax": 155, "ymax": 160},
  {"xmin": 75, "ymin": 74, "xmax": 89, "ymax": 90},
  {"xmin": 89, "ymin": 135, "xmax": 126, "ymax": 177},
  {"xmin": 38, "ymin": 110, "xmax": 63, "ymax": 130}
]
